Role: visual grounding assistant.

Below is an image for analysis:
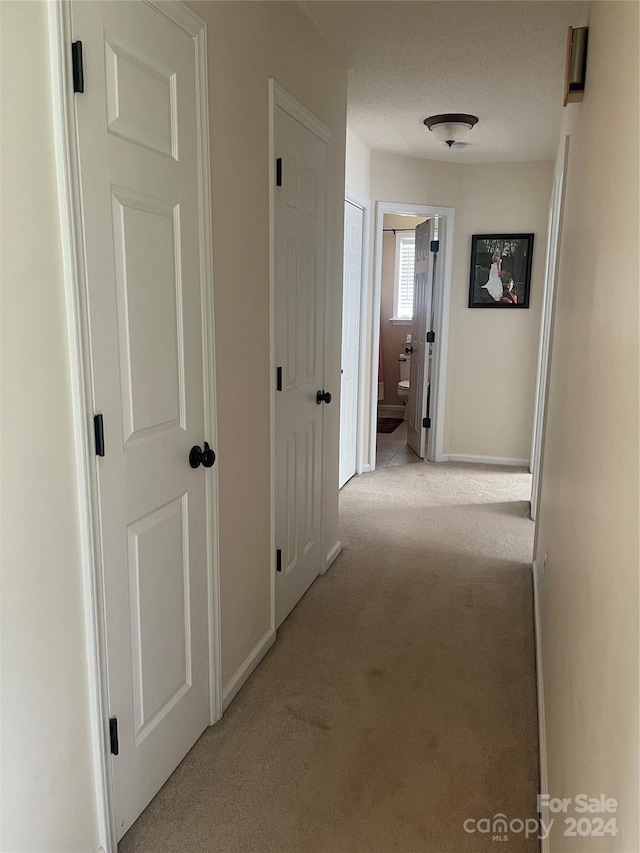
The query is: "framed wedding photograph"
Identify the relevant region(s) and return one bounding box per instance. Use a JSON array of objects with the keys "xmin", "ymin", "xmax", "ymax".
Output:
[{"xmin": 468, "ymin": 233, "xmax": 534, "ymax": 308}]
